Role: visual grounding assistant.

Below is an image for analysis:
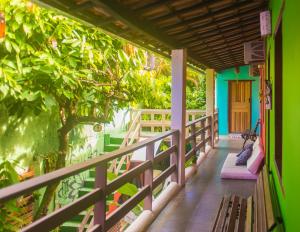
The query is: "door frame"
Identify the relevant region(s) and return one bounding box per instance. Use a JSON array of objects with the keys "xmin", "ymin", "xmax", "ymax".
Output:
[{"xmin": 228, "ymin": 80, "xmax": 252, "ymax": 133}]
